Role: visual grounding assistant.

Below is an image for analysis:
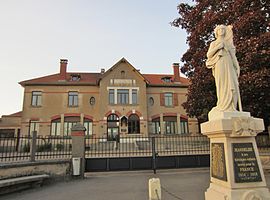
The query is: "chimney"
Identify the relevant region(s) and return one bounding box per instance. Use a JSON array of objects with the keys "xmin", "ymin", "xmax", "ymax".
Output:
[
  {"xmin": 101, "ymin": 68, "xmax": 105, "ymax": 74},
  {"xmin": 59, "ymin": 59, "xmax": 68, "ymax": 80},
  {"xmin": 173, "ymin": 63, "xmax": 180, "ymax": 82}
]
